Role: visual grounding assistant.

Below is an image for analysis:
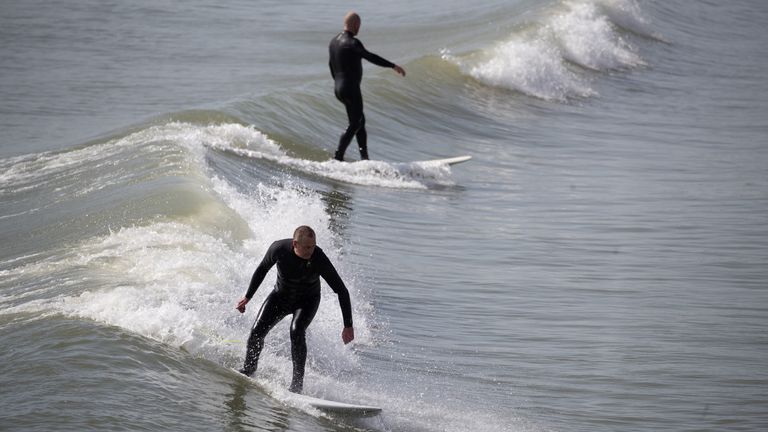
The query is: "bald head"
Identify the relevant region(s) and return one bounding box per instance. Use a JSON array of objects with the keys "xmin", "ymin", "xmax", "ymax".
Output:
[
  {"xmin": 343, "ymin": 11, "xmax": 361, "ymax": 35},
  {"xmin": 292, "ymin": 225, "xmax": 316, "ymax": 259}
]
